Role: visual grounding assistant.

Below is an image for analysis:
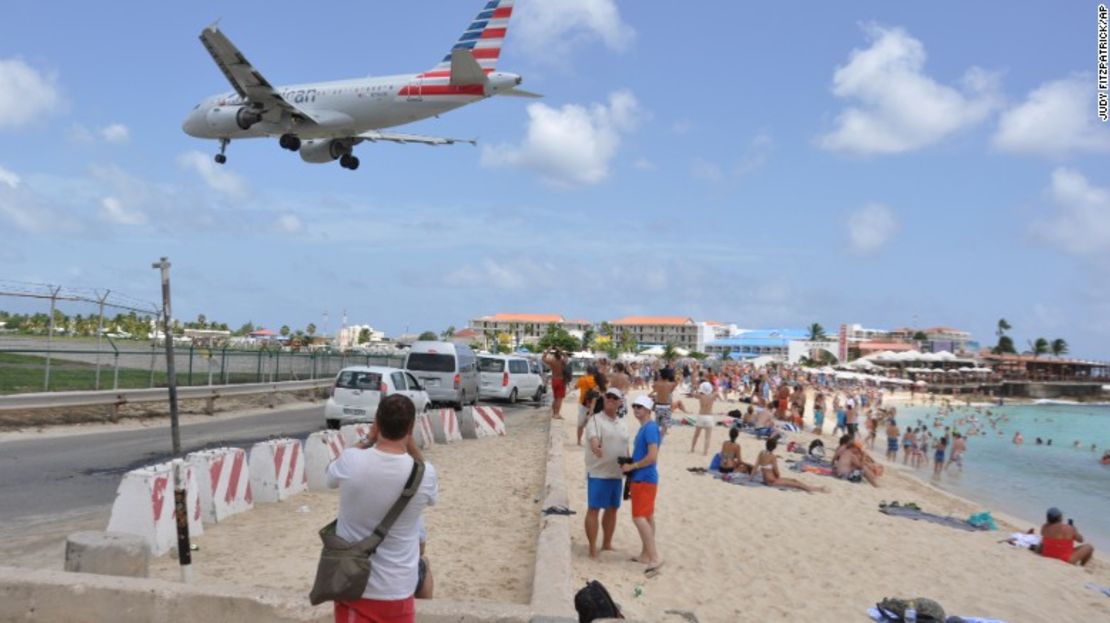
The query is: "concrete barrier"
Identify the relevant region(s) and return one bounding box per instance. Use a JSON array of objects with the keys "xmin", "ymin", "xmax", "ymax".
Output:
[
  {"xmin": 530, "ymin": 418, "xmax": 575, "ymax": 618},
  {"xmin": 339, "ymin": 423, "xmax": 373, "ymax": 448},
  {"xmin": 187, "ymin": 447, "xmax": 253, "ymax": 524},
  {"xmin": 248, "ymin": 439, "xmax": 307, "ymax": 503},
  {"xmin": 105, "ymin": 461, "xmax": 203, "ymax": 557},
  {"xmin": 414, "ymin": 410, "xmax": 436, "ymax": 449},
  {"xmin": 460, "ymin": 406, "xmax": 506, "ymax": 439},
  {"xmin": 304, "ymin": 431, "xmax": 345, "ymax": 491},
  {"xmin": 64, "ymin": 531, "xmax": 150, "ymax": 578},
  {"xmin": 429, "ymin": 408, "xmax": 463, "ymax": 444}
]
